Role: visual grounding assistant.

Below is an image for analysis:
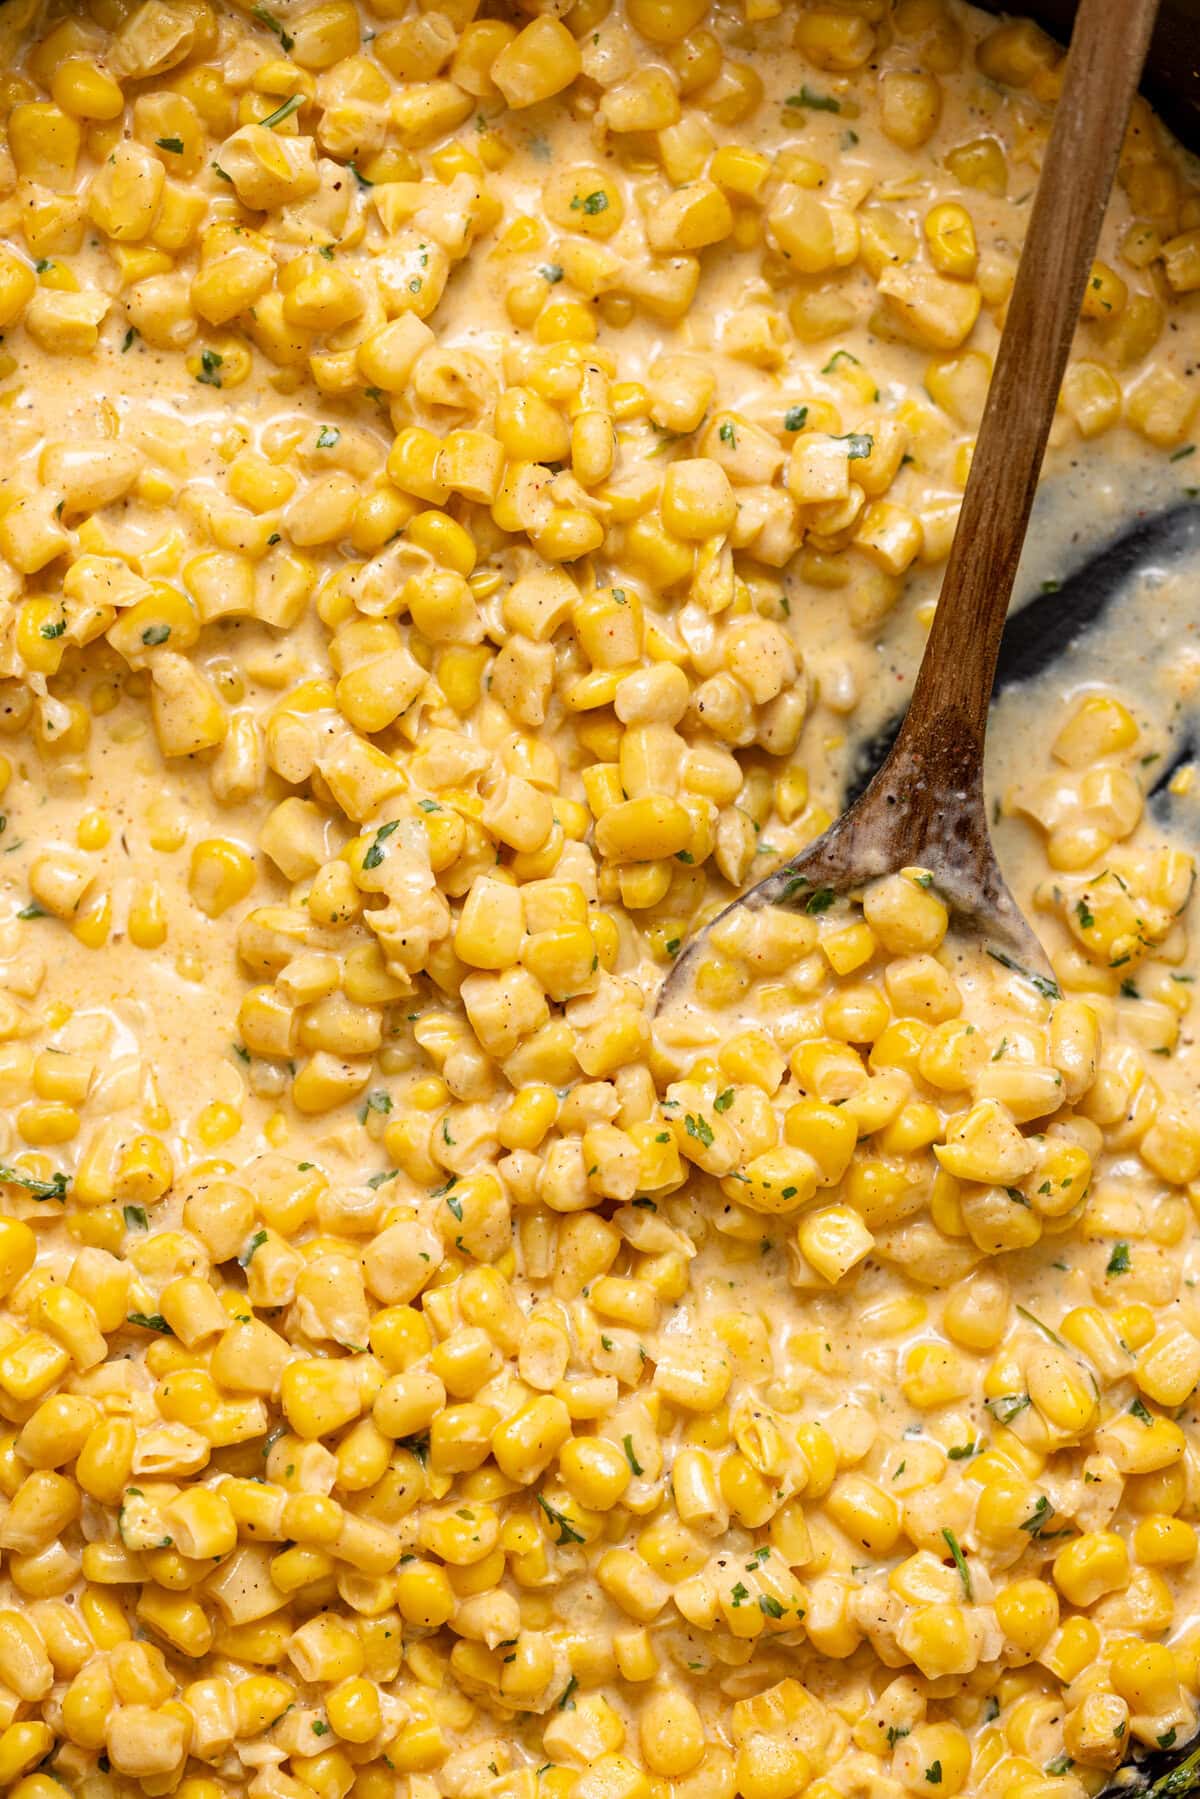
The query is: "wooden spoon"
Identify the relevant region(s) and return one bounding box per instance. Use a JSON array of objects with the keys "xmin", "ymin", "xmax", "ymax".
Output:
[{"xmin": 660, "ymin": 0, "xmax": 1161, "ymax": 1015}]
